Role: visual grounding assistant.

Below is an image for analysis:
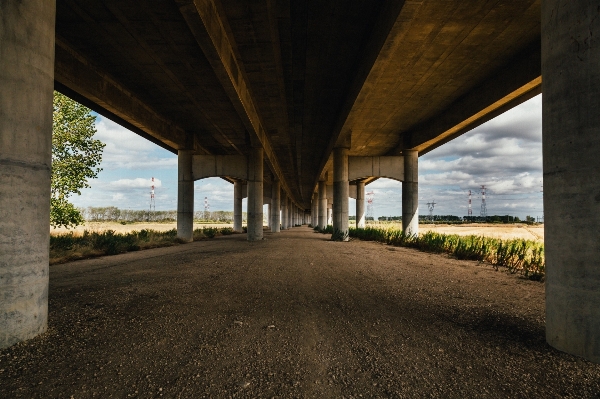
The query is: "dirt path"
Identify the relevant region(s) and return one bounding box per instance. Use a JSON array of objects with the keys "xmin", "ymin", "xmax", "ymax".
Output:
[{"xmin": 1, "ymin": 227, "xmax": 598, "ymax": 398}]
